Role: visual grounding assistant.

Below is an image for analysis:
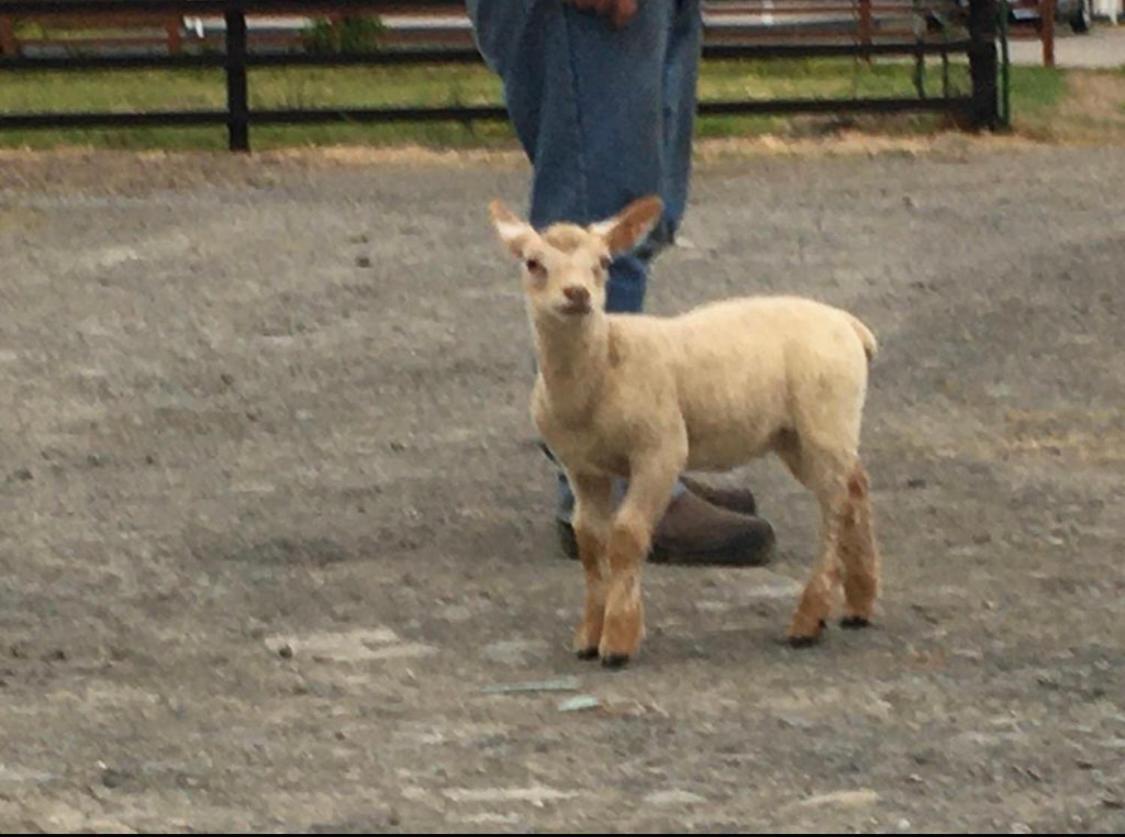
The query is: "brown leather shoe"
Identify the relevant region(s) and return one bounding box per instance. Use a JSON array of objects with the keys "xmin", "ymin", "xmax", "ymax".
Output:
[
  {"xmin": 557, "ymin": 488, "xmax": 775, "ymax": 567},
  {"xmin": 679, "ymin": 475, "xmax": 757, "ymax": 516}
]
